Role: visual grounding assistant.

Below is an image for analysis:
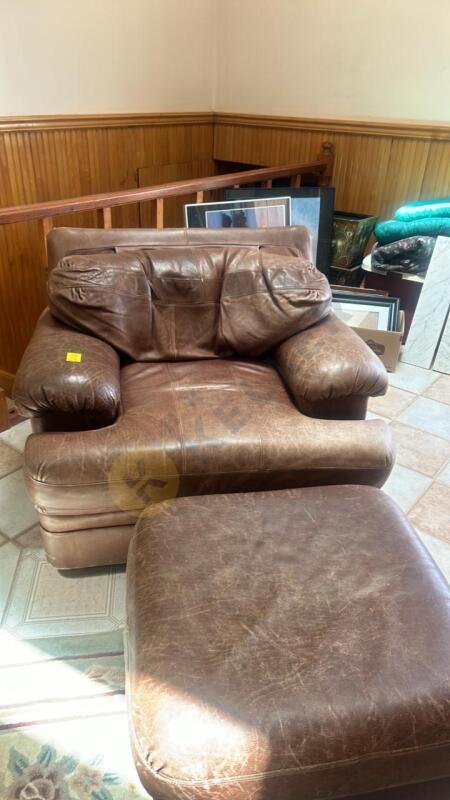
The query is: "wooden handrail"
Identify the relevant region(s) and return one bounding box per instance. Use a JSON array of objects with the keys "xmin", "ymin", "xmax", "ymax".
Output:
[{"xmin": 0, "ymin": 149, "xmax": 333, "ymax": 226}]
